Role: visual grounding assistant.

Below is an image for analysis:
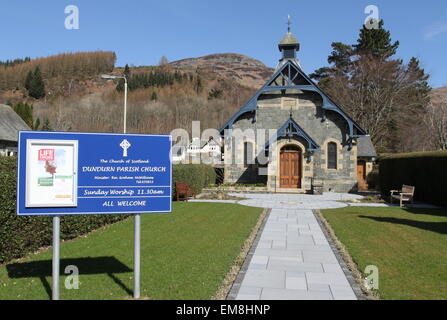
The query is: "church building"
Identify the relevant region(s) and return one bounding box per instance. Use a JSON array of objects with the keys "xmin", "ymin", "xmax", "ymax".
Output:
[{"xmin": 219, "ymin": 21, "xmax": 376, "ymax": 193}]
